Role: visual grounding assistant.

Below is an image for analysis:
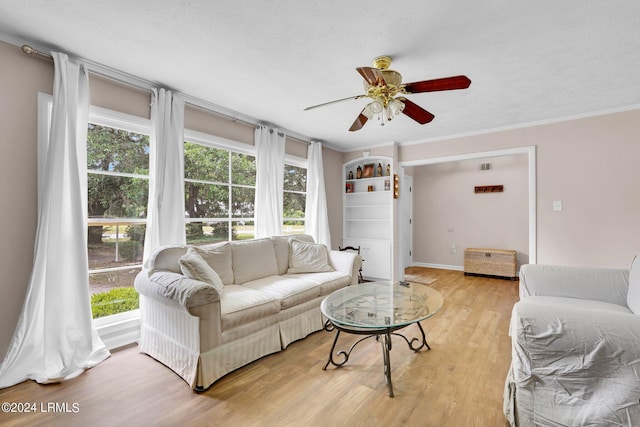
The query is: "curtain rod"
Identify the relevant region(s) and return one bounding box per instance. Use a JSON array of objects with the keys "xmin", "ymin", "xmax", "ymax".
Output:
[
  {"xmin": 21, "ymin": 44, "xmax": 53, "ymax": 61},
  {"xmin": 20, "ymin": 44, "xmax": 315, "ymax": 145}
]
